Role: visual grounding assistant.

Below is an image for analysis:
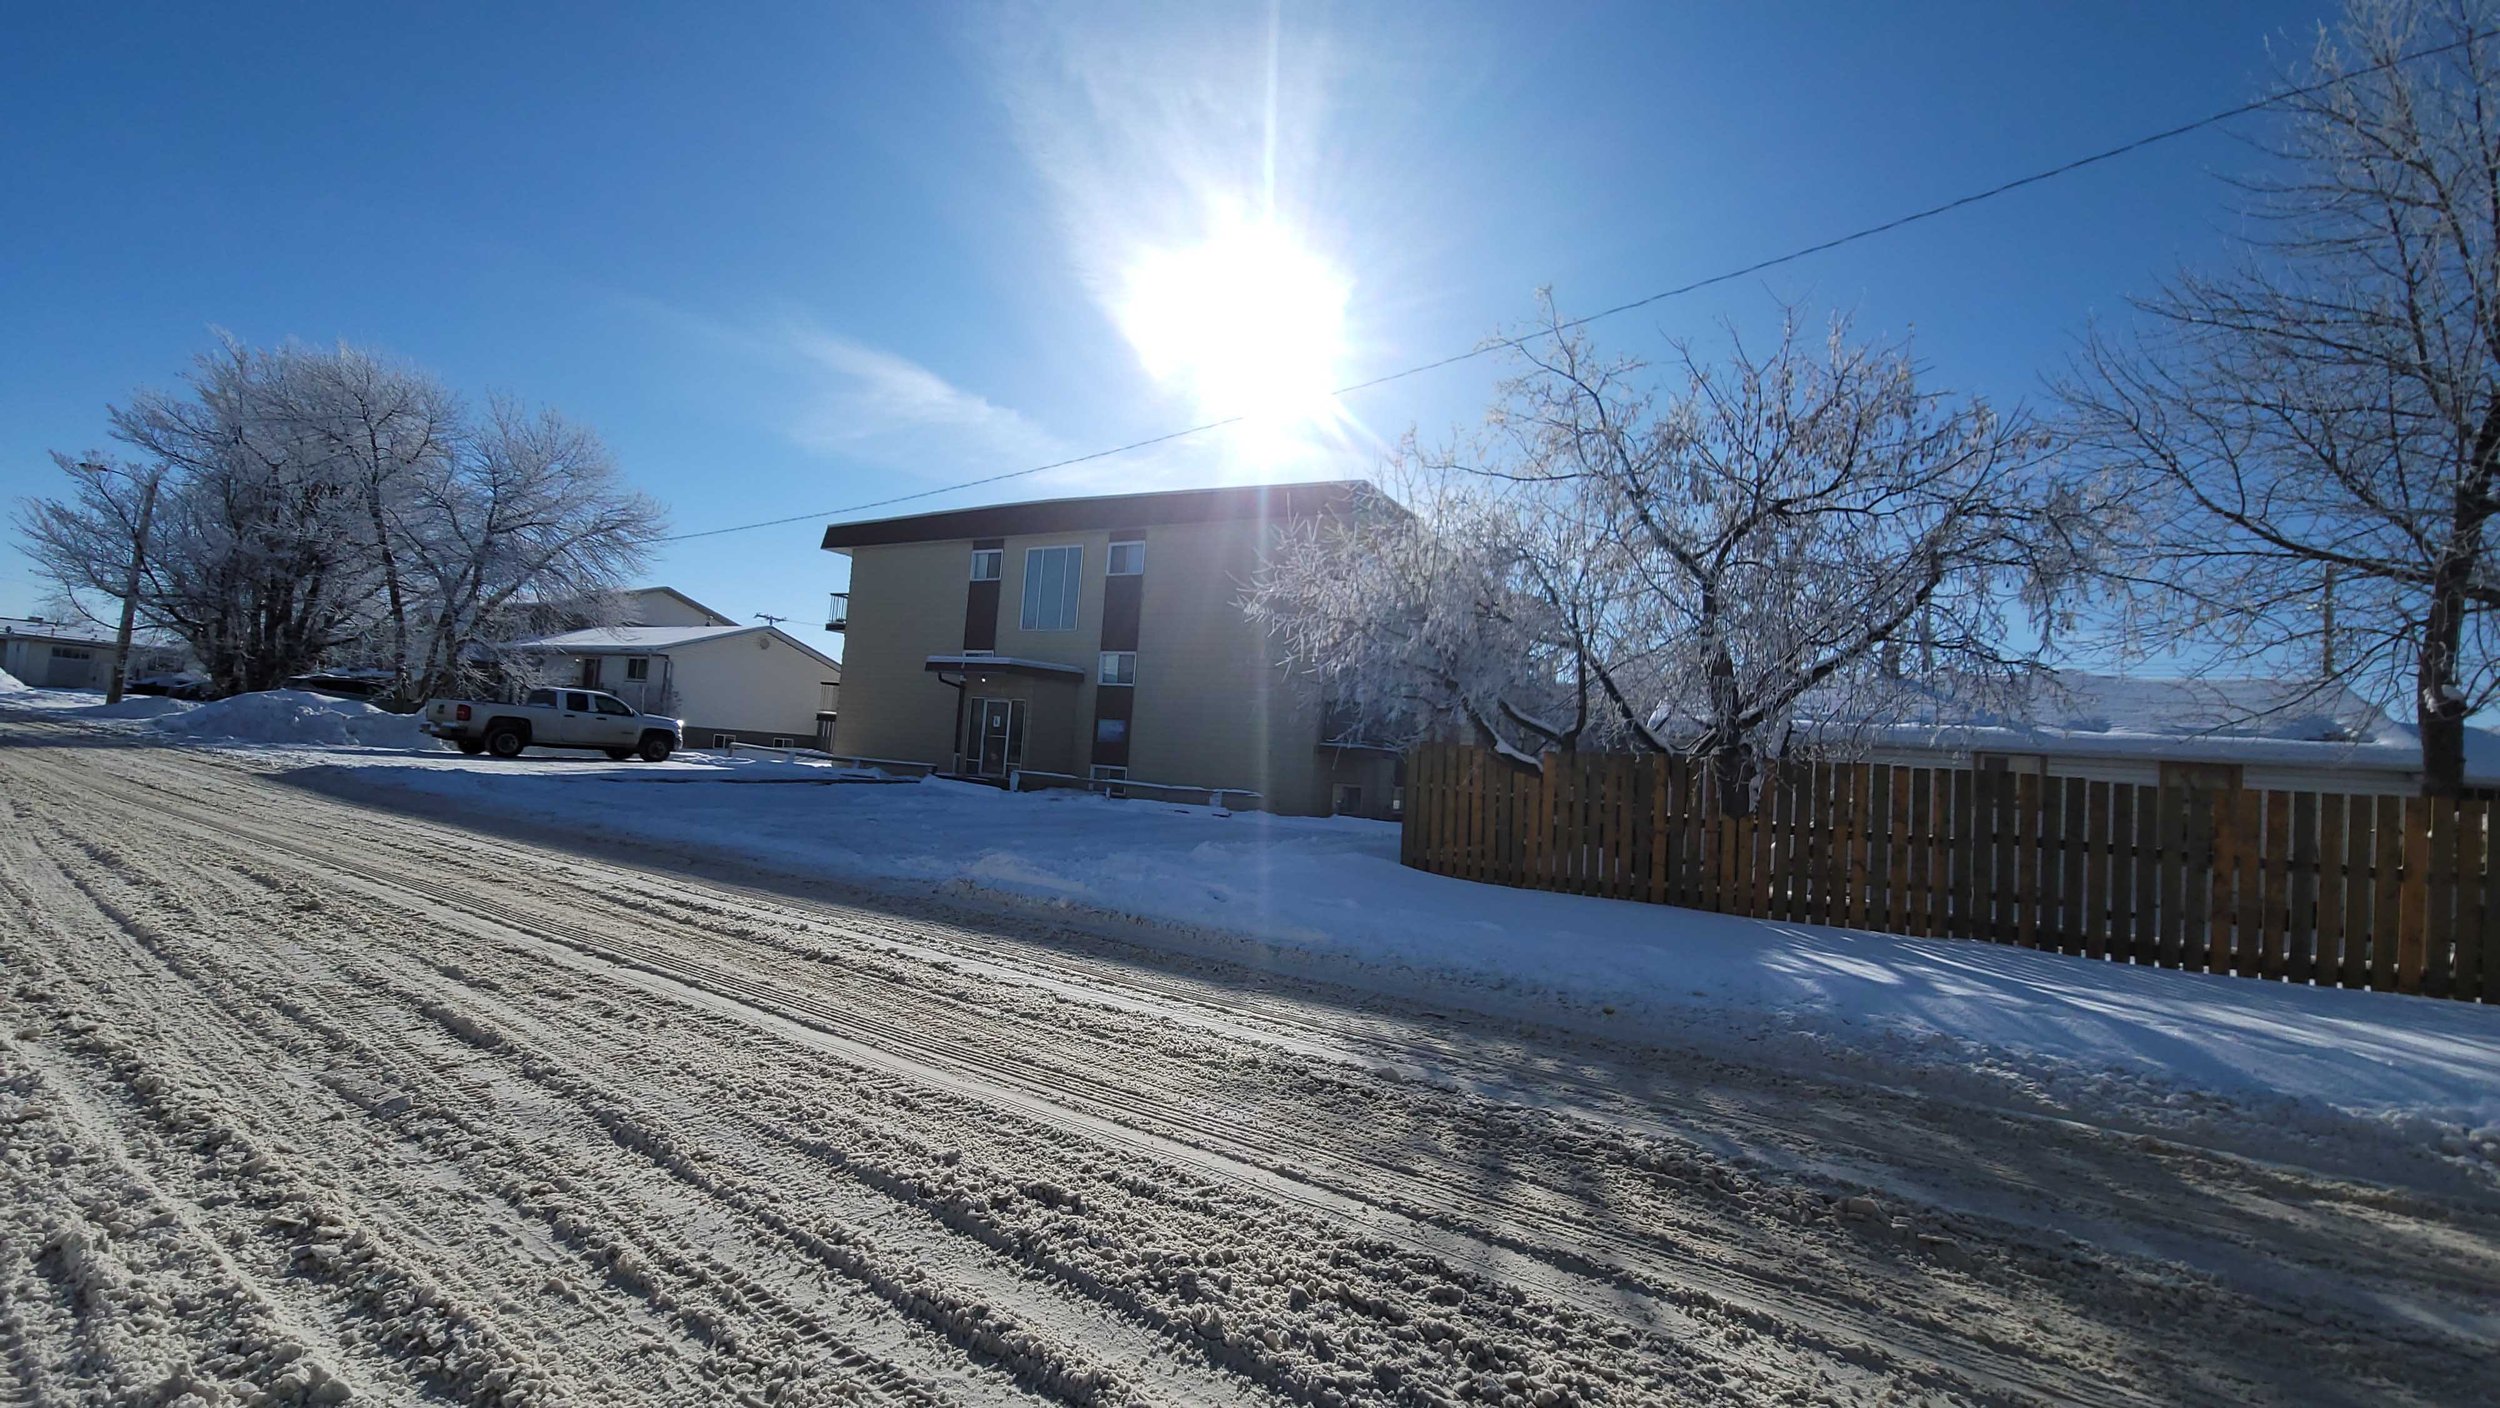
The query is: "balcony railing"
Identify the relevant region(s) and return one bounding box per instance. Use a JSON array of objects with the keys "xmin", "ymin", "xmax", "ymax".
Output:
[{"xmin": 826, "ymin": 592, "xmax": 848, "ymax": 632}]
